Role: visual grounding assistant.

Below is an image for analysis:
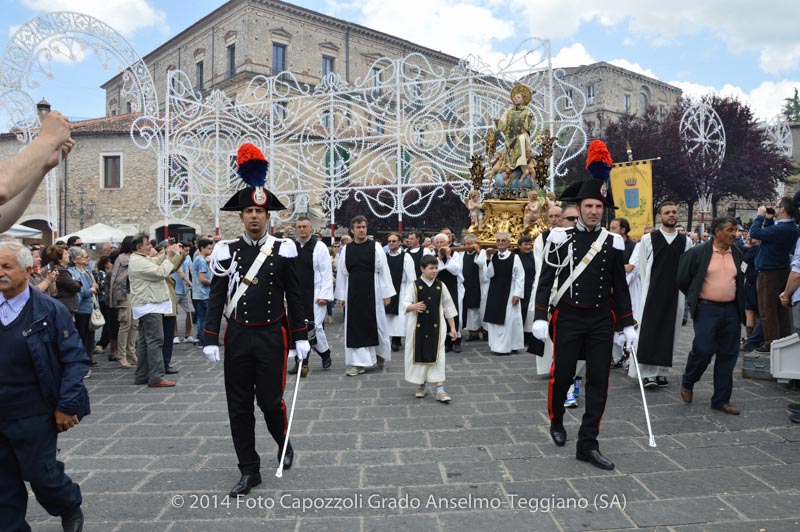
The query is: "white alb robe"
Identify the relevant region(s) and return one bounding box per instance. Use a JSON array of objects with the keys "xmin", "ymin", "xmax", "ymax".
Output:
[
  {"xmin": 335, "ymin": 241, "xmax": 396, "ymax": 365},
  {"xmin": 300, "ymin": 238, "xmax": 334, "ymax": 353},
  {"xmin": 385, "ymin": 250, "xmax": 417, "ymax": 337},
  {"xmin": 403, "ymin": 278, "xmax": 458, "ymax": 384},
  {"xmin": 462, "ymin": 250, "xmax": 488, "ymax": 331},
  {"xmin": 485, "ymin": 251, "xmax": 525, "ymax": 353}
]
